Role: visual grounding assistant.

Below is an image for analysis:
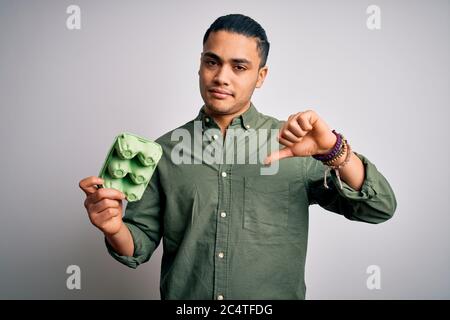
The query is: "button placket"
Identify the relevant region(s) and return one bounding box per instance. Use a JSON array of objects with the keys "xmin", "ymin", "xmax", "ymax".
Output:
[{"xmin": 214, "ymin": 161, "xmax": 231, "ymax": 299}]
